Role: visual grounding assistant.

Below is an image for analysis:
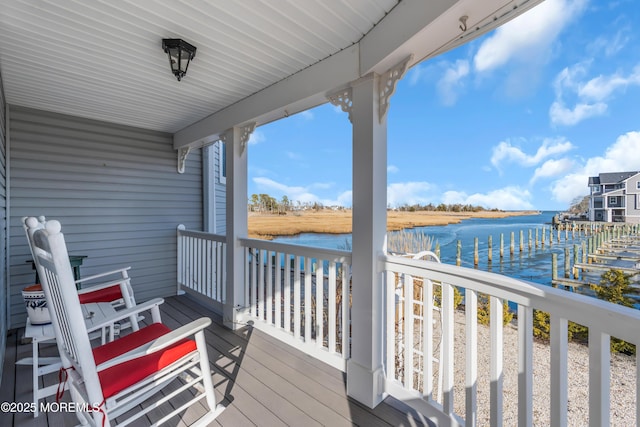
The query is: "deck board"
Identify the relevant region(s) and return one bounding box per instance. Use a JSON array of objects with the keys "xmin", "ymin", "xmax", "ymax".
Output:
[{"xmin": 2, "ymin": 294, "xmax": 430, "ymax": 426}]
